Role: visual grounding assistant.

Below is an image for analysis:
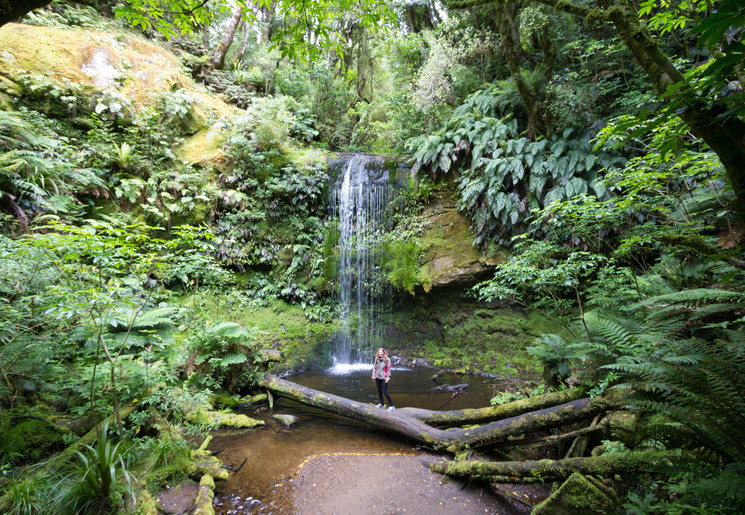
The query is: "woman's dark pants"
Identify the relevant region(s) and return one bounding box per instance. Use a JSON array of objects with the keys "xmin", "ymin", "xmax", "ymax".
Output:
[{"xmin": 376, "ymin": 378, "xmax": 393, "ymax": 406}]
